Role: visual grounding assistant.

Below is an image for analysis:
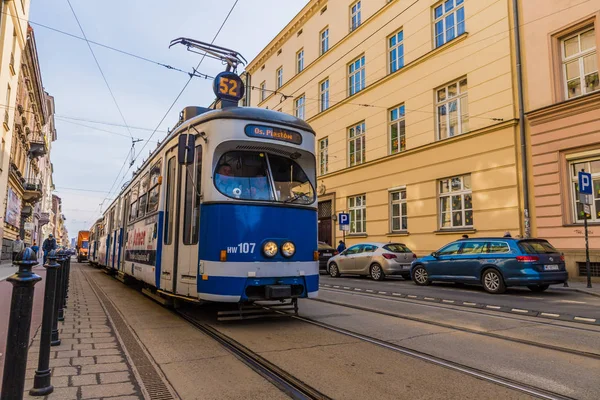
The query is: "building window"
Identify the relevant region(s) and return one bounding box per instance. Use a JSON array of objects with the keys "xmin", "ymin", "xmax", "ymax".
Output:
[
  {"xmin": 389, "ymin": 30, "xmax": 404, "ymax": 73},
  {"xmin": 348, "ymin": 122, "xmax": 366, "ymax": 166},
  {"xmin": 434, "ymin": 0, "xmax": 466, "ymax": 48},
  {"xmin": 321, "ymin": 28, "xmax": 329, "ymax": 55},
  {"xmin": 350, "ymin": 1, "xmax": 362, "ymax": 31},
  {"xmin": 348, "ymin": 55, "xmax": 366, "ymax": 96},
  {"xmin": 436, "ymin": 78, "xmax": 468, "ymax": 140},
  {"xmin": 571, "ymin": 158, "xmax": 600, "ymax": 222},
  {"xmin": 320, "ymin": 79, "xmax": 330, "ymax": 112},
  {"xmin": 297, "ymin": 49, "xmax": 304, "ymax": 74},
  {"xmin": 562, "ymin": 28, "xmax": 598, "ymax": 99},
  {"xmin": 439, "ymin": 174, "xmax": 472, "ymax": 229},
  {"xmin": 276, "ymin": 67, "xmax": 283, "ymax": 89},
  {"xmin": 295, "ymin": 95, "xmax": 305, "ymax": 120},
  {"xmin": 260, "ymin": 81, "xmax": 266, "ymax": 102},
  {"xmin": 349, "ymin": 194, "xmax": 366, "ymax": 234},
  {"xmin": 390, "ymin": 189, "xmax": 407, "ymax": 232},
  {"xmin": 389, "ymin": 104, "xmax": 406, "ymax": 154},
  {"xmin": 319, "ymin": 137, "xmax": 328, "ymax": 175}
]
